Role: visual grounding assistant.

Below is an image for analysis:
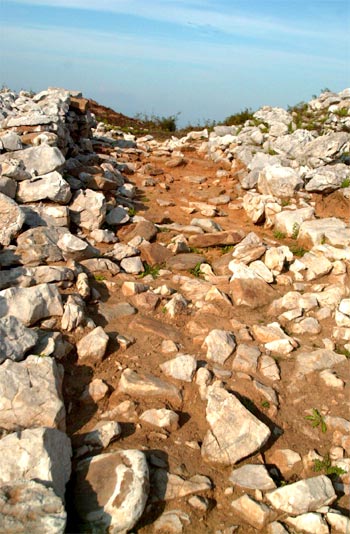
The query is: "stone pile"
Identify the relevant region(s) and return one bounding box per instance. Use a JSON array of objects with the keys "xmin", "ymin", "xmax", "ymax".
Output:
[{"xmin": 0, "ymin": 86, "xmax": 349, "ymax": 533}]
